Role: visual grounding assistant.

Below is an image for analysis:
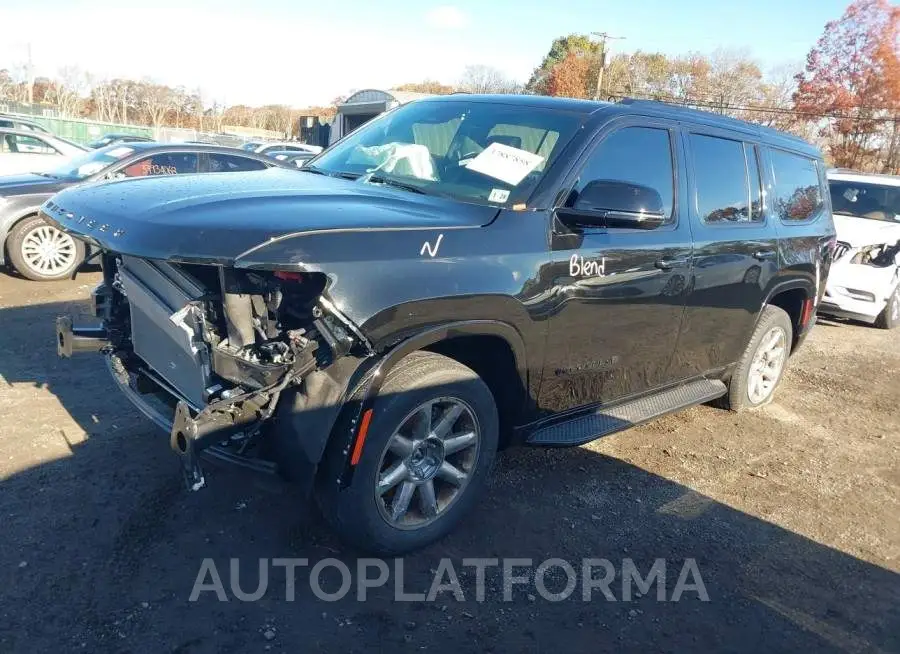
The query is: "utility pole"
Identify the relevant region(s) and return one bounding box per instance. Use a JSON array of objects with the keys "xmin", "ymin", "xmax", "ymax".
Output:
[{"xmin": 591, "ymin": 32, "xmax": 625, "ymax": 100}]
